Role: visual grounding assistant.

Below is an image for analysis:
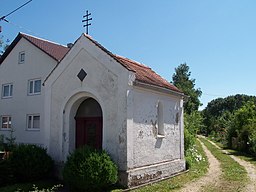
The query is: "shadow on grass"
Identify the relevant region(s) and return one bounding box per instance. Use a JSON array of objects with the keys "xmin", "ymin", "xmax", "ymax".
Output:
[{"xmin": 228, "ymin": 150, "xmax": 256, "ymax": 163}]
